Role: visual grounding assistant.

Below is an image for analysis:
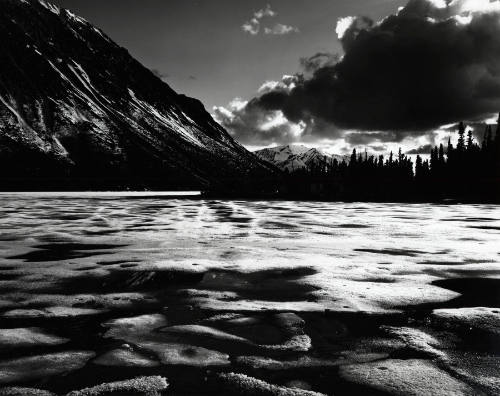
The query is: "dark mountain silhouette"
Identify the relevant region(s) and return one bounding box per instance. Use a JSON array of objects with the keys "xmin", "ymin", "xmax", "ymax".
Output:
[{"xmin": 0, "ymin": 0, "xmax": 274, "ymax": 190}]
